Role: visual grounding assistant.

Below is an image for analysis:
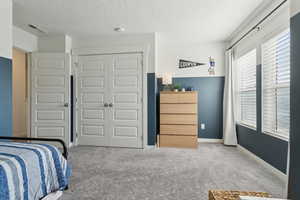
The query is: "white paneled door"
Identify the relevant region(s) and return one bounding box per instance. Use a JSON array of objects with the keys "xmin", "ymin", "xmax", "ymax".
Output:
[
  {"xmin": 31, "ymin": 53, "xmax": 70, "ymax": 146},
  {"xmin": 109, "ymin": 54, "xmax": 143, "ymax": 148},
  {"xmin": 77, "ymin": 53, "xmax": 143, "ymax": 148},
  {"xmin": 77, "ymin": 55, "xmax": 109, "ymax": 146}
]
